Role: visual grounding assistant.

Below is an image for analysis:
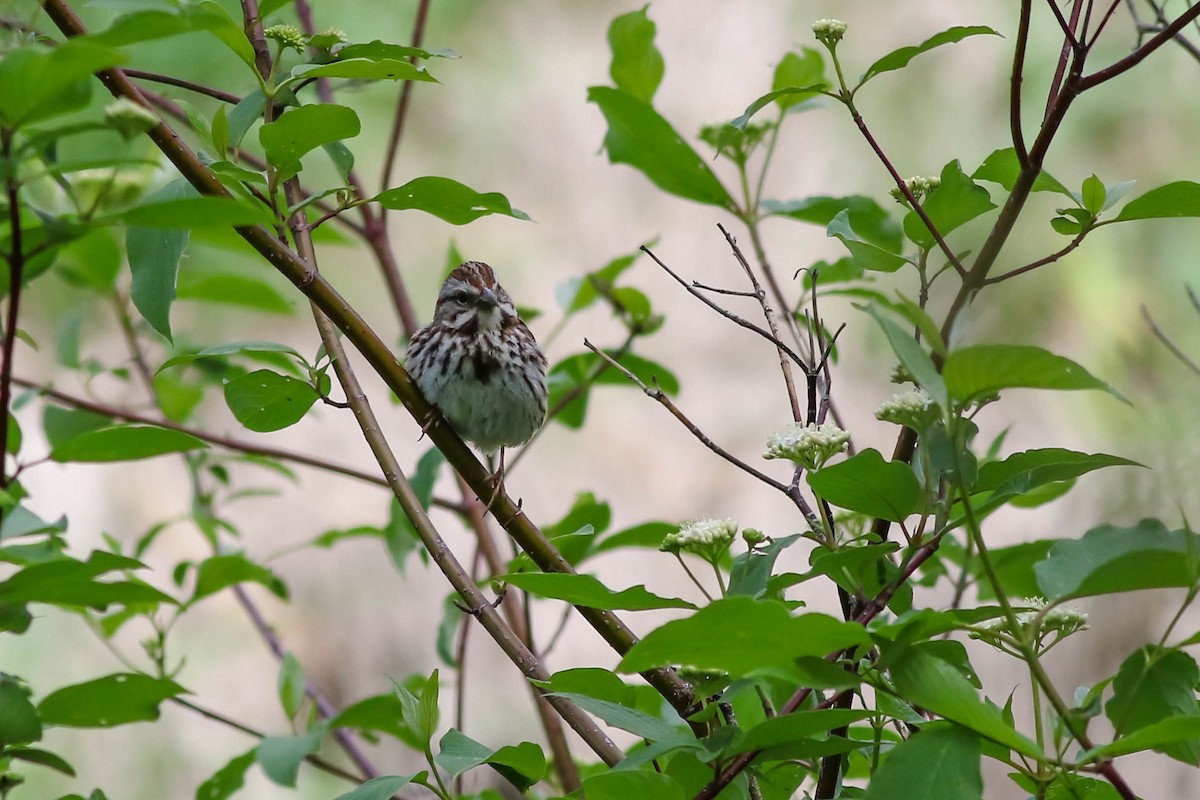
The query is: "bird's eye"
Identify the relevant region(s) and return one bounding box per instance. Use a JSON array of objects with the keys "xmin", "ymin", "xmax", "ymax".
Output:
[{"xmin": 450, "ymin": 290, "xmax": 473, "ymax": 304}]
